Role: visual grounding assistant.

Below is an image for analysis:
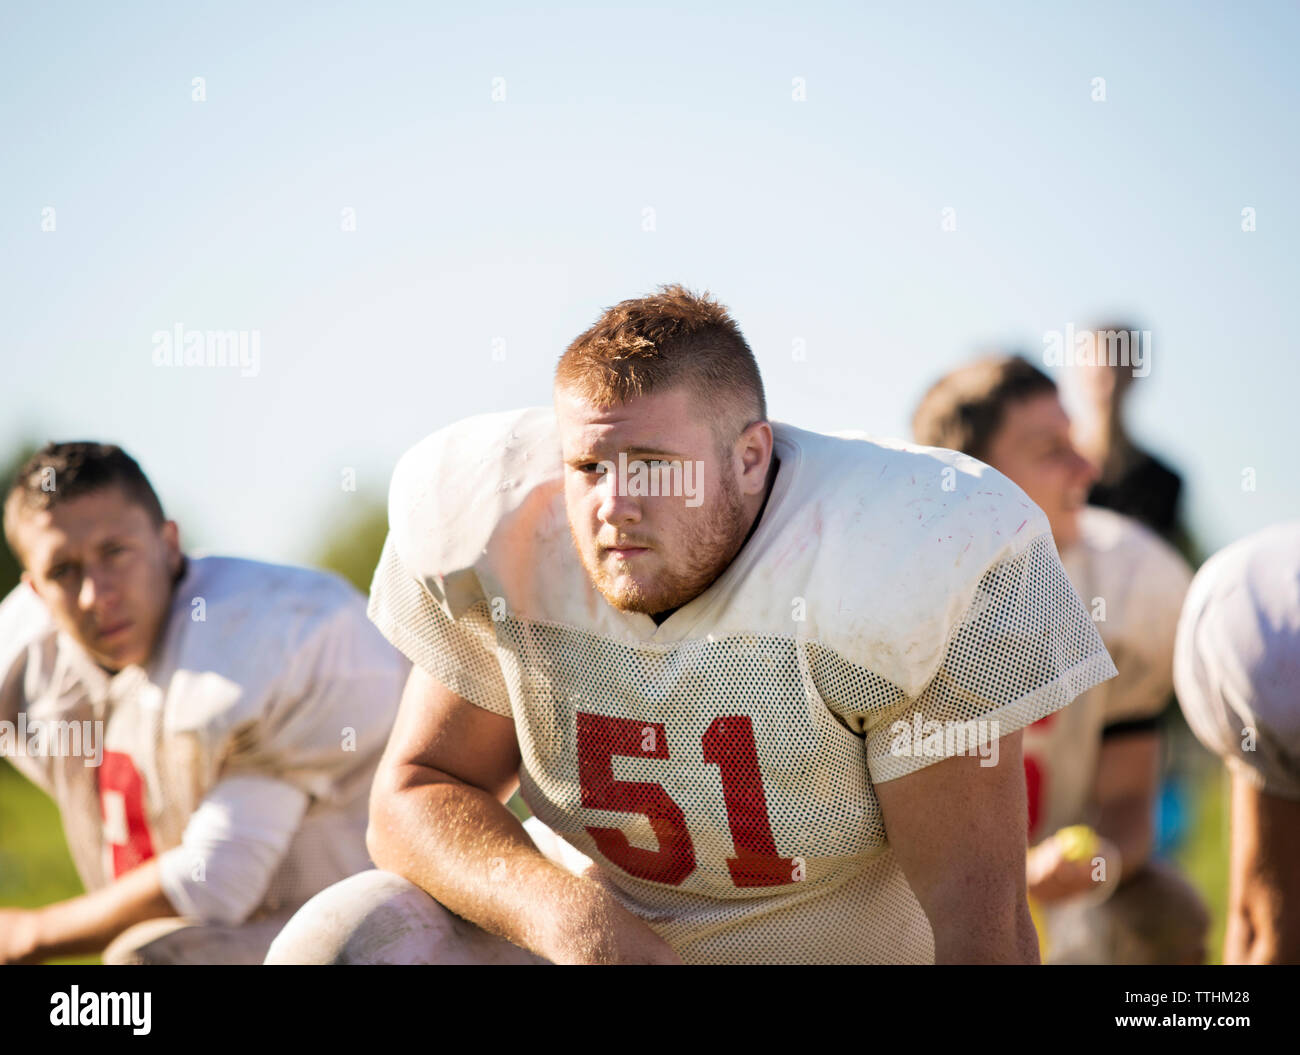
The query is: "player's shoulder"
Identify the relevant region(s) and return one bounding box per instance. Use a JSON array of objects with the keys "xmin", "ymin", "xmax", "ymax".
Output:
[
  {"xmin": 1178, "ymin": 521, "xmax": 1300, "ymax": 666},
  {"xmin": 1190, "ymin": 521, "xmax": 1300, "ymax": 602},
  {"xmin": 749, "ymin": 427, "xmax": 1057, "ymax": 695},
  {"xmin": 1175, "ymin": 522, "xmax": 1300, "ymax": 791},
  {"xmin": 175, "ymin": 554, "xmax": 368, "ymax": 649},
  {"xmin": 777, "ymin": 424, "xmax": 1050, "ymax": 559},
  {"xmin": 0, "ymin": 583, "xmax": 57, "ymax": 679},
  {"xmin": 386, "ymin": 407, "xmax": 565, "ymax": 616},
  {"xmin": 1076, "ymin": 505, "xmax": 1192, "ymax": 587},
  {"xmin": 0, "ymin": 581, "xmax": 55, "ymax": 641}
]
